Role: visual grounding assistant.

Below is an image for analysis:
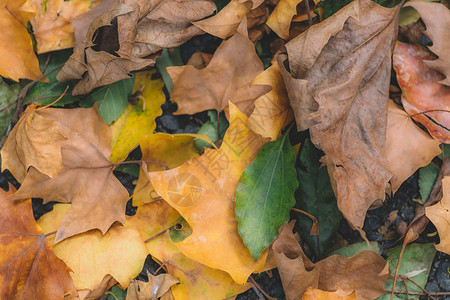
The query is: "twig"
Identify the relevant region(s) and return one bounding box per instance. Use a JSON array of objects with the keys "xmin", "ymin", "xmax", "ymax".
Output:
[
  {"xmin": 249, "ymin": 276, "xmax": 275, "ymax": 300},
  {"xmin": 305, "ymin": 0, "xmax": 312, "ymax": 26},
  {"xmin": 113, "ymin": 160, "xmax": 169, "ymax": 170},
  {"xmin": 291, "ymin": 207, "xmax": 319, "ymax": 236},
  {"xmin": 385, "ymin": 289, "xmax": 450, "ymax": 296}
]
